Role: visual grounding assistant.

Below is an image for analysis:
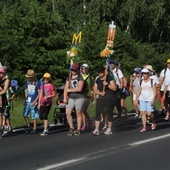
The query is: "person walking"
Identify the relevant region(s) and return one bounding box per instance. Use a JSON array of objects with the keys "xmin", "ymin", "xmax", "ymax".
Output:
[
  {"xmin": 129, "ymin": 68, "xmax": 141, "ymax": 118},
  {"xmin": 0, "ymin": 66, "xmax": 10, "ymax": 136},
  {"xmin": 38, "ymin": 73, "xmax": 56, "ymax": 136},
  {"xmin": 23, "ymin": 69, "xmax": 40, "ymax": 134},
  {"xmin": 63, "ymin": 63, "xmax": 85, "ymax": 136},
  {"xmin": 2, "ymin": 80, "xmax": 19, "ymax": 134},
  {"xmin": 159, "ymin": 59, "xmax": 170, "ymax": 116},
  {"xmin": 109, "ymin": 60, "xmax": 123, "ymax": 122},
  {"xmin": 80, "ymin": 63, "xmax": 94, "ymax": 131},
  {"xmin": 92, "ymin": 66, "xmax": 117, "ymax": 136},
  {"xmin": 135, "ymin": 68, "xmax": 157, "ymax": 132}
]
